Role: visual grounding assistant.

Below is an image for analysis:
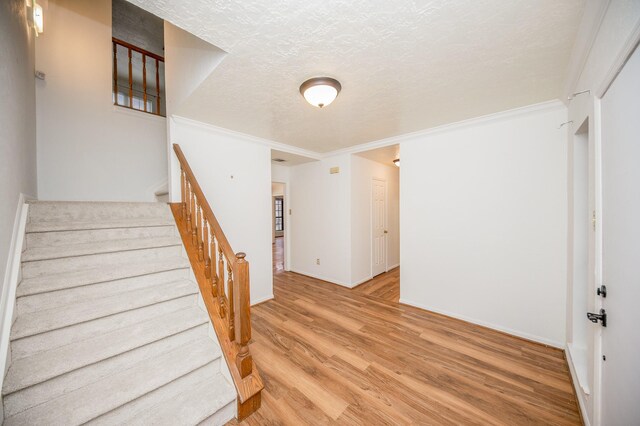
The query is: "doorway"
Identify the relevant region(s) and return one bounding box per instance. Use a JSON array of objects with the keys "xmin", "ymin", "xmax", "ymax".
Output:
[
  {"xmin": 272, "ymin": 182, "xmax": 286, "ymax": 274},
  {"xmin": 371, "ymin": 178, "xmax": 387, "ymax": 277},
  {"xmin": 351, "ymin": 145, "xmax": 400, "ymax": 286},
  {"xmin": 568, "ymin": 118, "xmax": 591, "ymax": 392}
]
